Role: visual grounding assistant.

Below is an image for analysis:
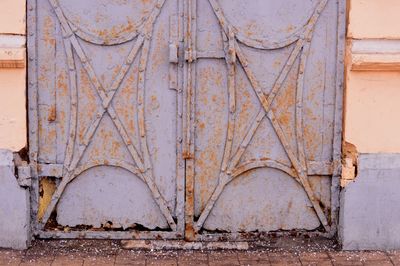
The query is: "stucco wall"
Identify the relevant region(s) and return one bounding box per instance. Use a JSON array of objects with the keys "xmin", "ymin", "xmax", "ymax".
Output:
[
  {"xmin": 345, "ymin": 0, "xmax": 400, "ymax": 153},
  {"xmin": 348, "ymin": 0, "xmax": 400, "ymax": 39},
  {"xmin": 0, "ymin": 0, "xmax": 26, "ymax": 35},
  {"xmin": 0, "ymin": 0, "xmax": 26, "ymax": 151}
]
